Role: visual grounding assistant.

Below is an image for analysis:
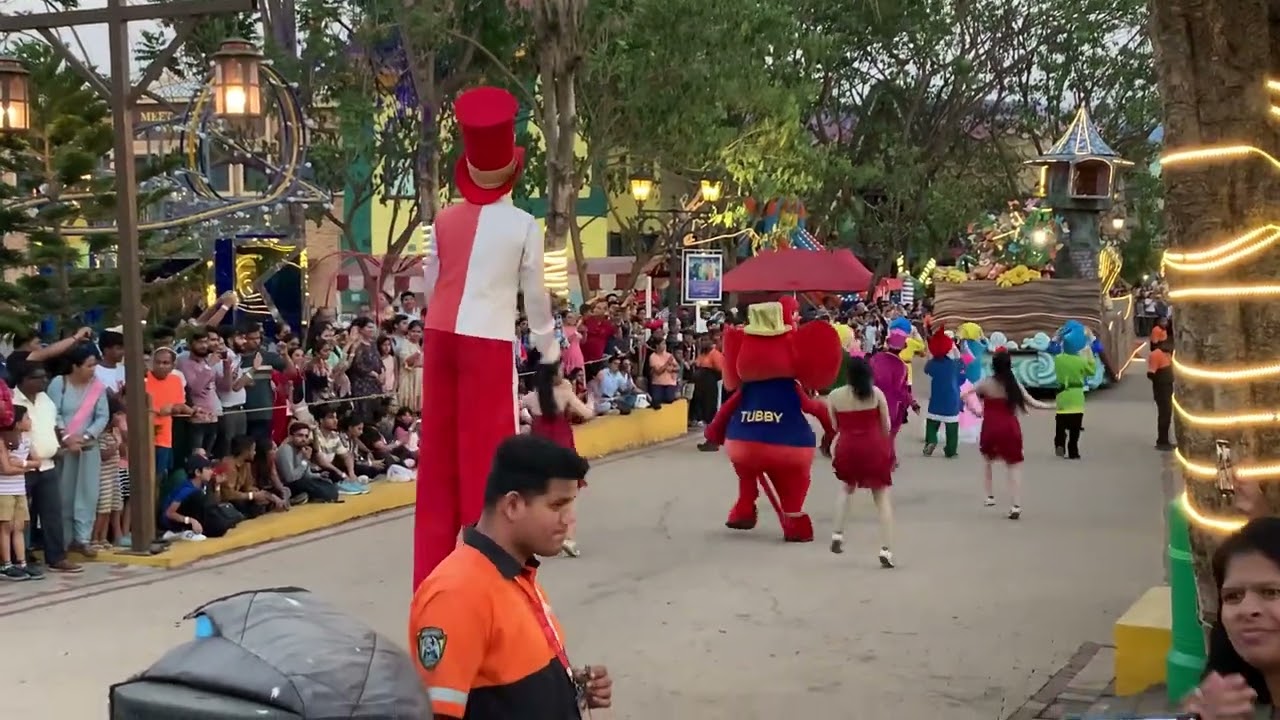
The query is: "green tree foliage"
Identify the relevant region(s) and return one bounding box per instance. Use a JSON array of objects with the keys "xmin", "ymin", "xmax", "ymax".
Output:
[
  {"xmin": 576, "ymin": 0, "xmax": 815, "ymax": 277},
  {"xmin": 1118, "ymin": 170, "xmax": 1164, "ymax": 285},
  {"xmin": 1003, "ymin": 0, "xmax": 1163, "ymax": 287},
  {"xmin": 0, "ymin": 41, "xmax": 190, "ymax": 336},
  {"xmin": 135, "ymin": 11, "xmax": 263, "ymax": 82},
  {"xmin": 791, "ymin": 0, "xmax": 1161, "ymax": 277}
]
